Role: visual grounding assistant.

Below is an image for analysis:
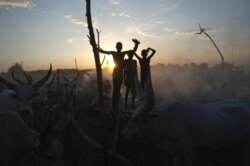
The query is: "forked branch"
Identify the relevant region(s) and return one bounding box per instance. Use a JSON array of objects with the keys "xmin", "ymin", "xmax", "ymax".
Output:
[{"xmin": 195, "ymin": 23, "xmax": 224, "ymax": 72}]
